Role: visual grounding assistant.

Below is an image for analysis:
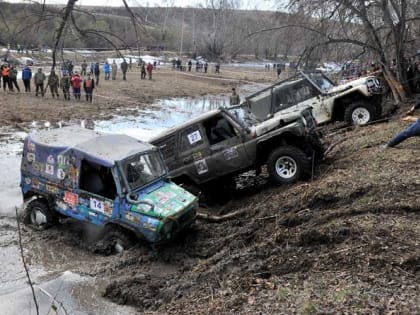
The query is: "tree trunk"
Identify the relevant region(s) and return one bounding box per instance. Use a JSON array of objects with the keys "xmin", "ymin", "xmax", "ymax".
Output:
[{"xmin": 382, "ymin": 66, "xmax": 407, "ymax": 103}]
